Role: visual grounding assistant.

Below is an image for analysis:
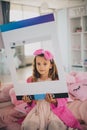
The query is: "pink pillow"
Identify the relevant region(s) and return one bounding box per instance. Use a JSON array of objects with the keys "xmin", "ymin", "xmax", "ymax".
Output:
[
  {"xmin": 70, "ymin": 71, "xmax": 77, "ymax": 77},
  {"xmin": 0, "ymin": 83, "xmax": 13, "ymax": 102},
  {"xmin": 68, "ymin": 80, "xmax": 87, "ymax": 101},
  {"xmin": 9, "ymin": 88, "xmax": 24, "ymax": 105},
  {"xmin": 0, "ymin": 117, "xmax": 7, "ymax": 128},
  {"xmin": 75, "ymin": 72, "xmax": 87, "ymax": 82},
  {"xmin": 66, "ymin": 73, "xmax": 76, "ymax": 85}
]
